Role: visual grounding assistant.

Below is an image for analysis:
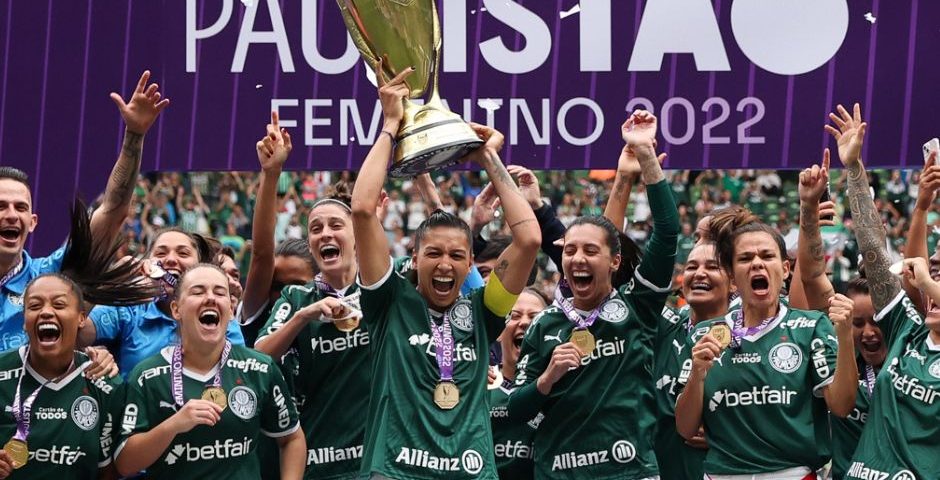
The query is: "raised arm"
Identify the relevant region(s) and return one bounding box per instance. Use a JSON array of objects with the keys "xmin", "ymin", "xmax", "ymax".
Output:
[
  {"xmin": 90, "ymin": 71, "xmax": 169, "ymax": 245},
  {"xmin": 414, "ymin": 173, "xmax": 445, "ymax": 214},
  {"xmin": 506, "ymin": 165, "xmax": 567, "ymax": 268},
  {"xmin": 797, "ymin": 149, "xmax": 836, "ymax": 310},
  {"xmin": 623, "ymin": 111, "xmax": 680, "ymax": 286},
  {"xmin": 902, "ymin": 159, "xmax": 940, "ymax": 313},
  {"xmin": 241, "ymin": 112, "xmax": 292, "ymax": 321},
  {"xmin": 826, "ymin": 103, "xmax": 900, "ymax": 310},
  {"xmin": 604, "ymin": 145, "xmax": 663, "ymax": 232},
  {"xmin": 472, "ymin": 126, "xmax": 541, "ymax": 296},
  {"xmin": 352, "ymin": 62, "xmax": 411, "ymax": 285}
]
